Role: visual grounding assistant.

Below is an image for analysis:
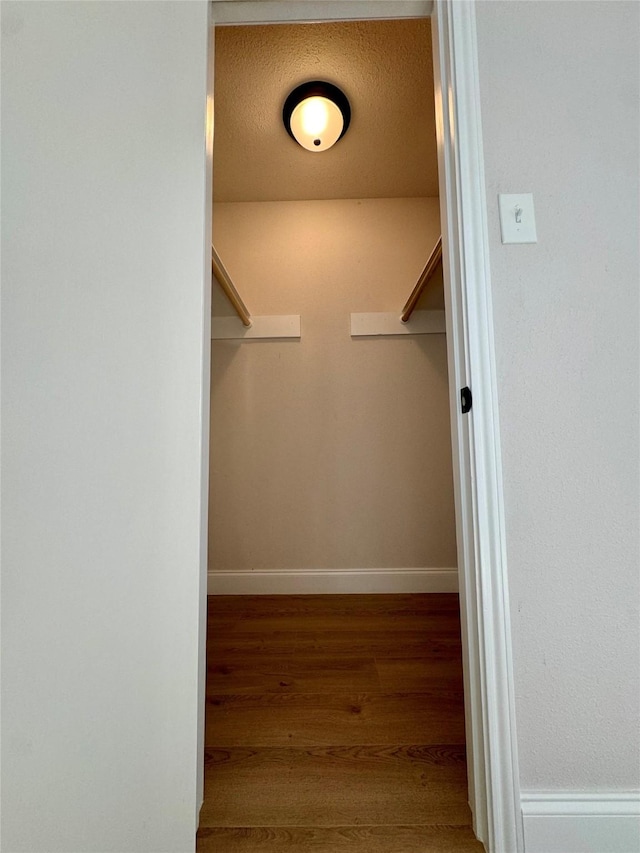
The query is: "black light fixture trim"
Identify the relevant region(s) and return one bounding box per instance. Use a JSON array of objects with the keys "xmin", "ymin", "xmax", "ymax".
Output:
[{"xmin": 283, "ymin": 81, "xmax": 351, "ymax": 146}]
